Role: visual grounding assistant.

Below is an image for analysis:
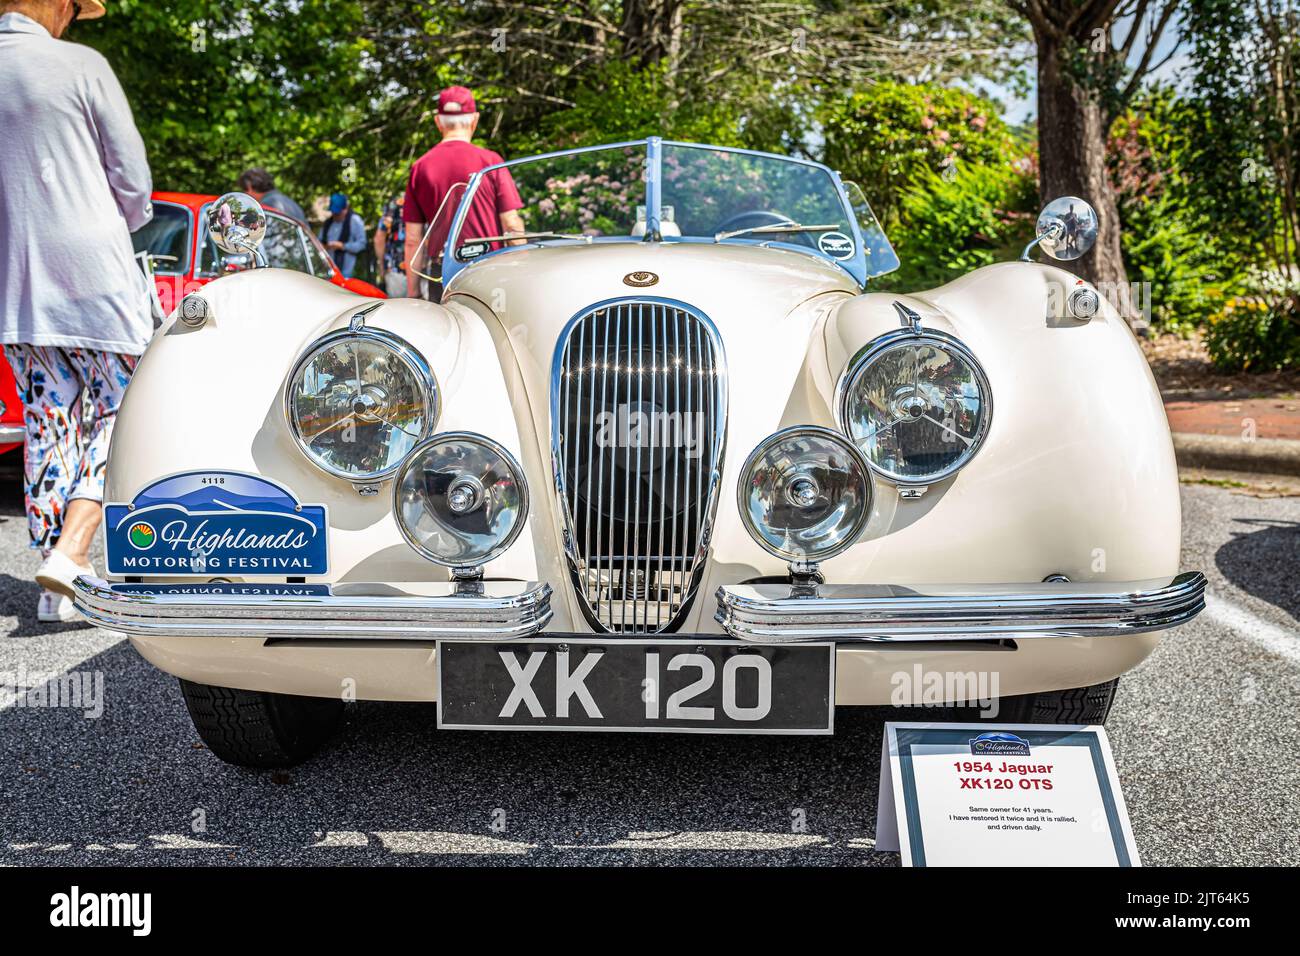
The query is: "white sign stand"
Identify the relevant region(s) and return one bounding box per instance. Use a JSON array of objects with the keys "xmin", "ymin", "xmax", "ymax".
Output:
[{"xmin": 876, "ymin": 722, "xmax": 1140, "ymax": 866}]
